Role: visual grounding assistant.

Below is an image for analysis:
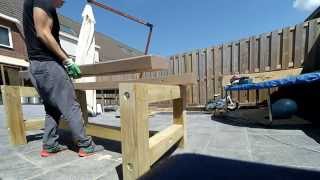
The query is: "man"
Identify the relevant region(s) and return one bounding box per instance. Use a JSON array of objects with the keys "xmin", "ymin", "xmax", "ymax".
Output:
[{"xmin": 23, "ymin": 0, "xmax": 103, "ymax": 157}]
